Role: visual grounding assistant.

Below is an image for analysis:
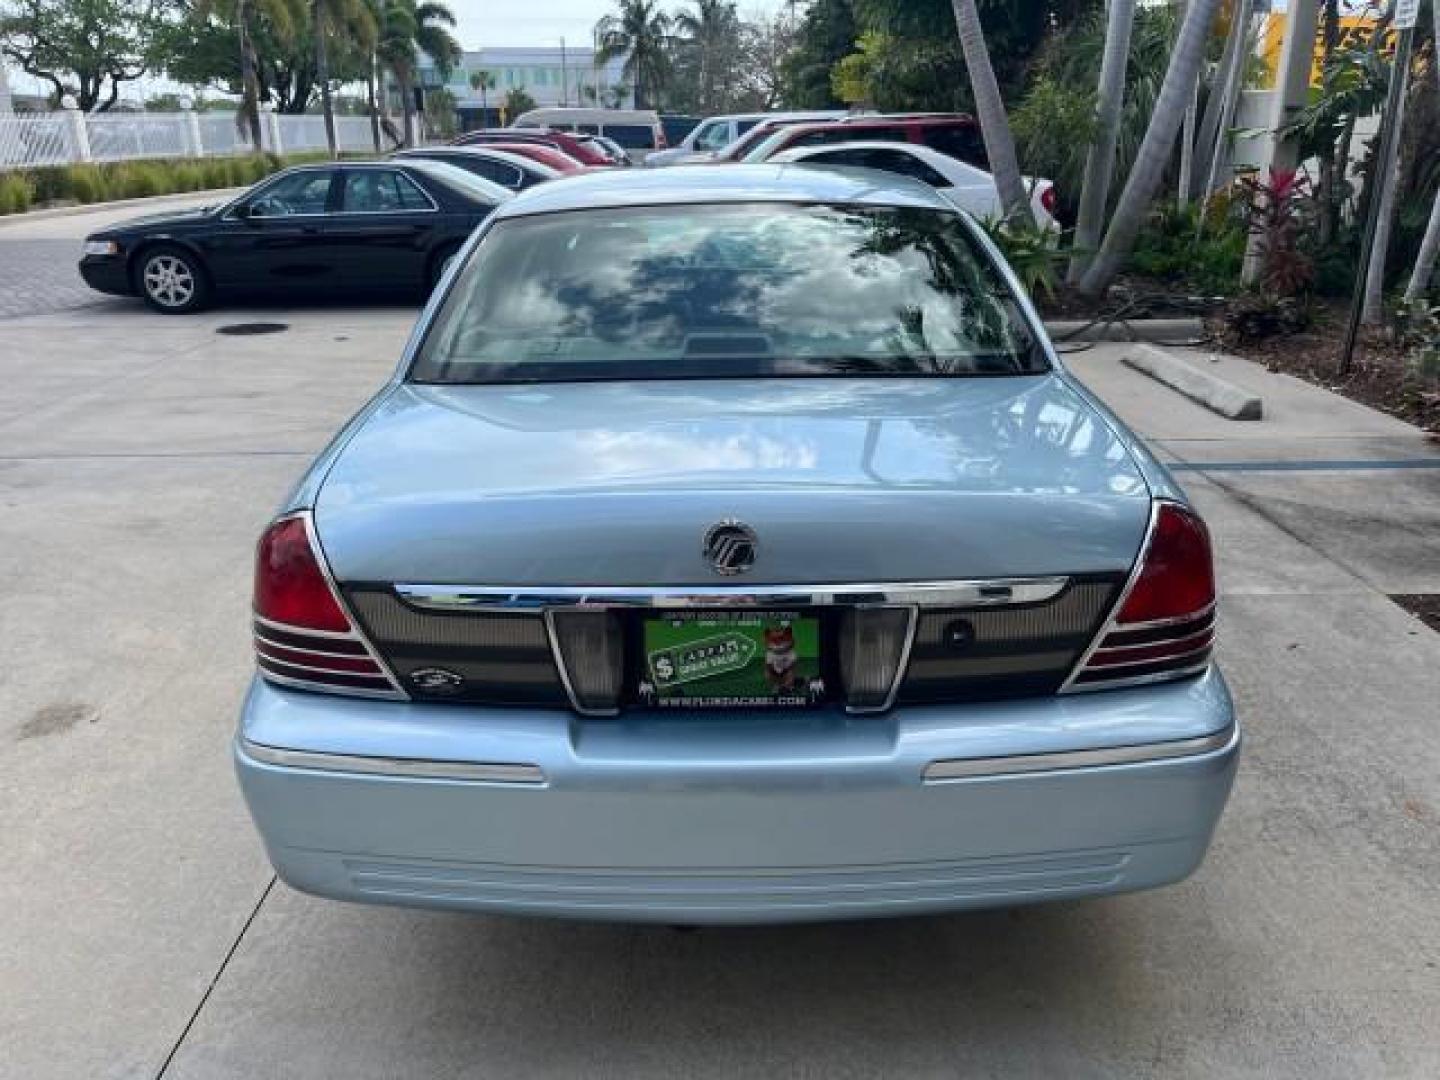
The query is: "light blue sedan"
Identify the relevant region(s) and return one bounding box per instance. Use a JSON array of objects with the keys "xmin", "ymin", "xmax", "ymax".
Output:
[{"xmin": 236, "ymin": 165, "xmax": 1238, "ymax": 924}]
